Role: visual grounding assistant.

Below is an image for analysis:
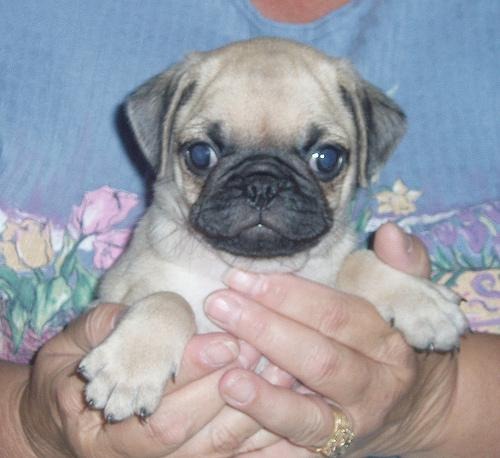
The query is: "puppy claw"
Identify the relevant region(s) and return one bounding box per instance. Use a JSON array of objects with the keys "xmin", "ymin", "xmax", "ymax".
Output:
[
  {"xmin": 76, "ymin": 365, "xmax": 87, "ymax": 378},
  {"xmin": 170, "ymin": 366, "xmax": 177, "ymax": 384},
  {"xmin": 138, "ymin": 408, "xmax": 151, "ymax": 423},
  {"xmin": 87, "ymin": 398, "xmax": 96, "ymax": 408},
  {"xmin": 106, "ymin": 414, "xmax": 117, "ymax": 424},
  {"xmin": 415, "ymin": 342, "xmax": 436, "ymax": 355},
  {"xmin": 389, "ymin": 317, "xmax": 395, "ymax": 328}
]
